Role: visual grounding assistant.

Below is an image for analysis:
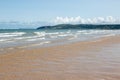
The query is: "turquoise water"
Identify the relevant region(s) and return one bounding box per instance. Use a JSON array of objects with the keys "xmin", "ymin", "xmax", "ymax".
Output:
[{"xmin": 0, "ymin": 29, "xmax": 120, "ymax": 48}]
